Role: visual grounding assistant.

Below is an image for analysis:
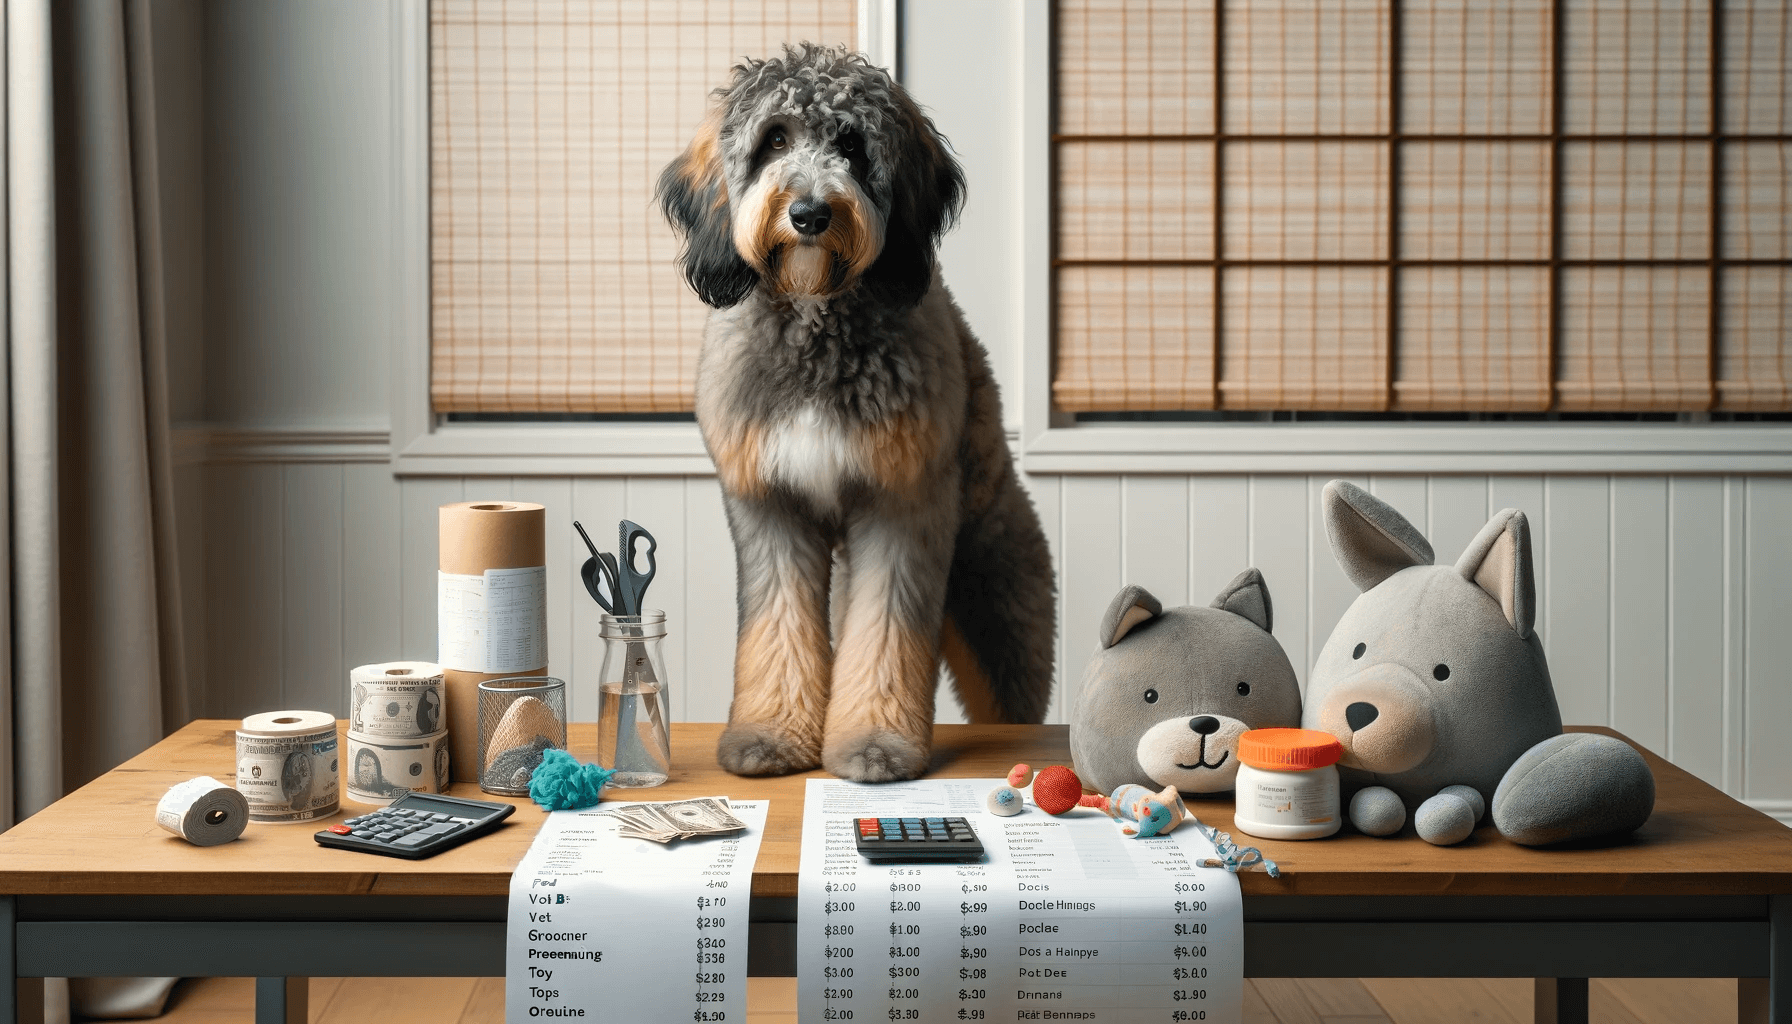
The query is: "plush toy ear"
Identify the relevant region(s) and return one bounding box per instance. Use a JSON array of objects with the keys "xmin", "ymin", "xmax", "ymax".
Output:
[
  {"xmin": 1454, "ymin": 508, "xmax": 1536, "ymax": 639},
  {"xmin": 1323, "ymin": 480, "xmax": 1435, "ymax": 592},
  {"xmin": 1210, "ymin": 567, "xmax": 1273, "ymax": 633},
  {"xmin": 1099, "ymin": 585, "xmax": 1163, "ymax": 649},
  {"xmin": 656, "ymin": 108, "xmax": 757, "ymax": 308}
]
